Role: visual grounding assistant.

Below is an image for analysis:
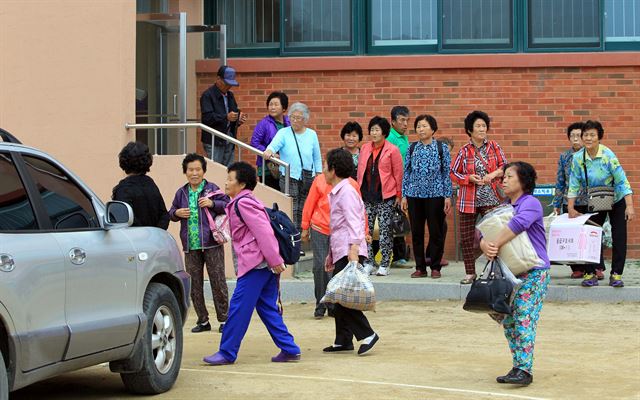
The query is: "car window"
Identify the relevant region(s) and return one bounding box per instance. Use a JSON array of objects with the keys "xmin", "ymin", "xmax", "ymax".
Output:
[
  {"xmin": 0, "ymin": 152, "xmax": 38, "ymax": 231},
  {"xmin": 22, "ymin": 155, "xmax": 99, "ymax": 230}
]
